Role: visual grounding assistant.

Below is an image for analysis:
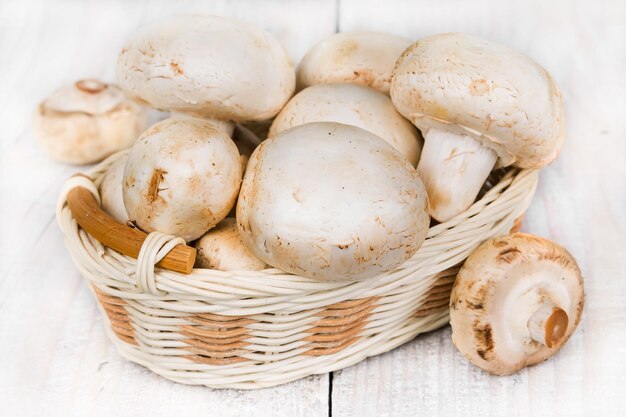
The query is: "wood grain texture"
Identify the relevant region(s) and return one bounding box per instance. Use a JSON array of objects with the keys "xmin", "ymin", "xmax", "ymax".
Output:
[
  {"xmin": 1, "ymin": 0, "xmax": 625, "ymax": 415},
  {"xmin": 0, "ymin": 0, "xmax": 335, "ymax": 416},
  {"xmin": 332, "ymin": 0, "xmax": 626, "ymax": 416}
]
